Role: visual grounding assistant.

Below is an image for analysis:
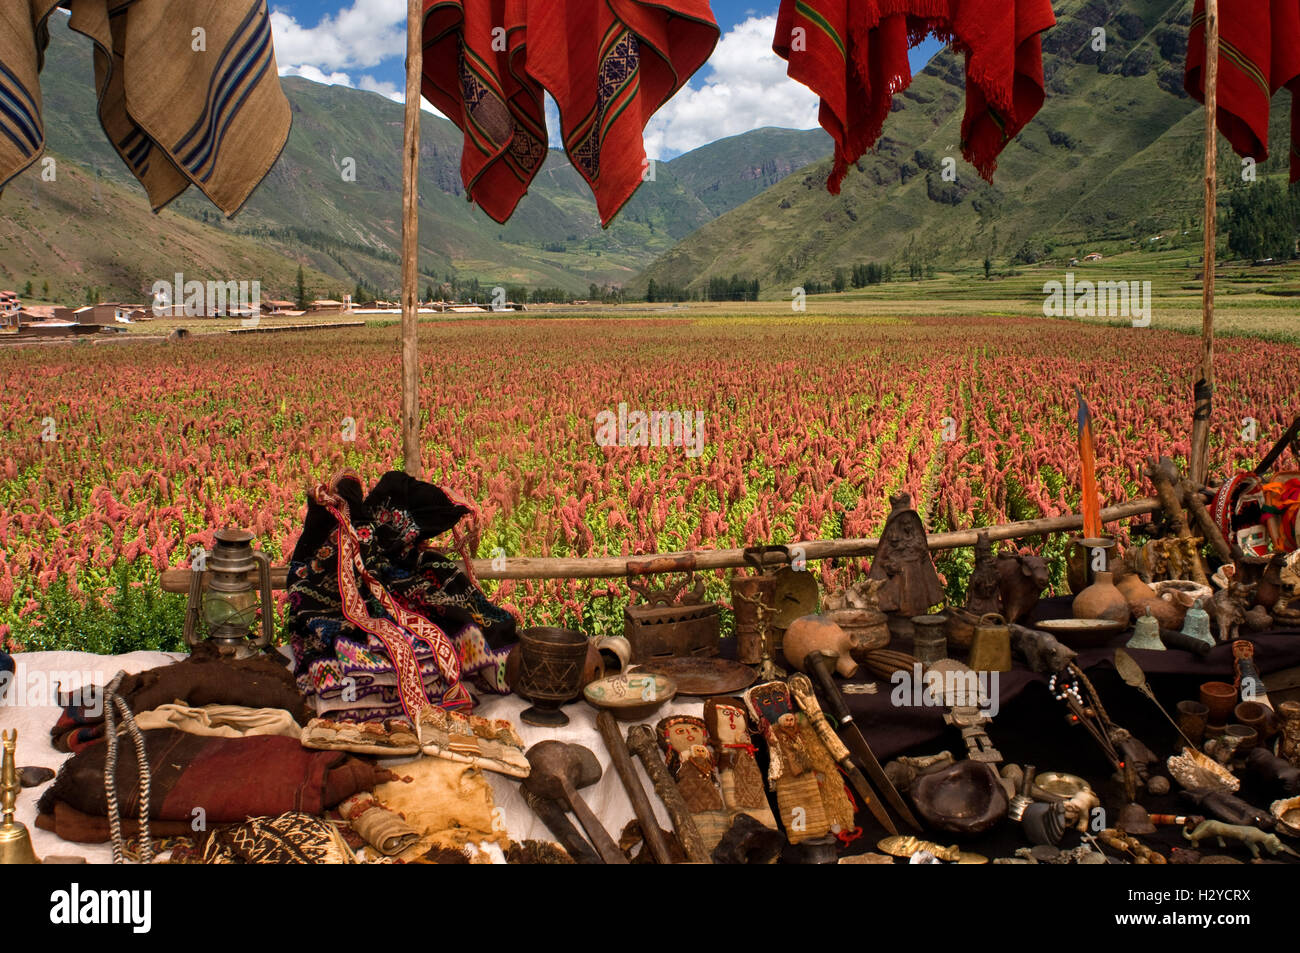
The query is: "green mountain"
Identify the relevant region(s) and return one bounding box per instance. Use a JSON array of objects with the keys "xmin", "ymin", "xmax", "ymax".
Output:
[
  {"xmin": 0, "ymin": 13, "xmax": 830, "ymax": 302},
  {"xmin": 634, "ymin": 0, "xmax": 1298, "ymax": 295}
]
